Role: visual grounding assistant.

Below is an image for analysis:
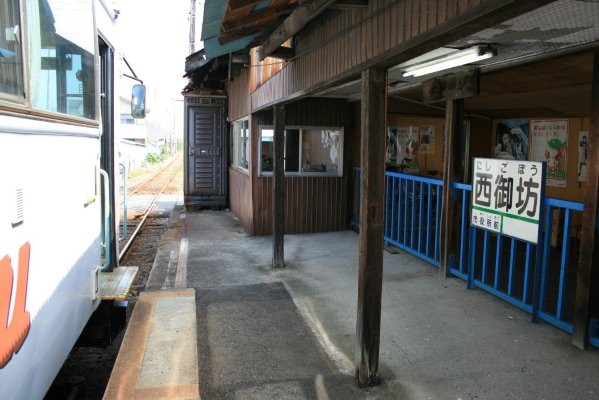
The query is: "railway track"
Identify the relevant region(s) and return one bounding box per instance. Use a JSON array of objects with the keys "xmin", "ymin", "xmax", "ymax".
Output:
[{"xmin": 118, "ymin": 153, "xmax": 183, "ymax": 261}]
